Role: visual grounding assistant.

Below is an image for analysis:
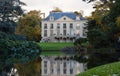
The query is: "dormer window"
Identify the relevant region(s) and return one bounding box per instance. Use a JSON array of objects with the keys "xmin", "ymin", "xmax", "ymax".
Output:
[
  {"xmin": 50, "ymin": 16, "xmax": 54, "ymax": 21},
  {"xmin": 76, "ymin": 24, "xmax": 80, "ymax": 29},
  {"xmin": 76, "ymin": 16, "xmax": 80, "ymax": 20}
]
